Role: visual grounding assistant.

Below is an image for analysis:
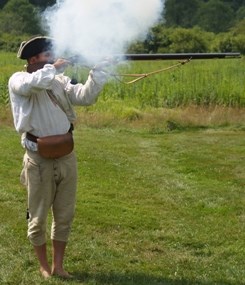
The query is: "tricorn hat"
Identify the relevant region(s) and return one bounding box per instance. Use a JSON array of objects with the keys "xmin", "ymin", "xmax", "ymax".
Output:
[{"xmin": 17, "ymin": 36, "xmax": 54, "ymax": 60}]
